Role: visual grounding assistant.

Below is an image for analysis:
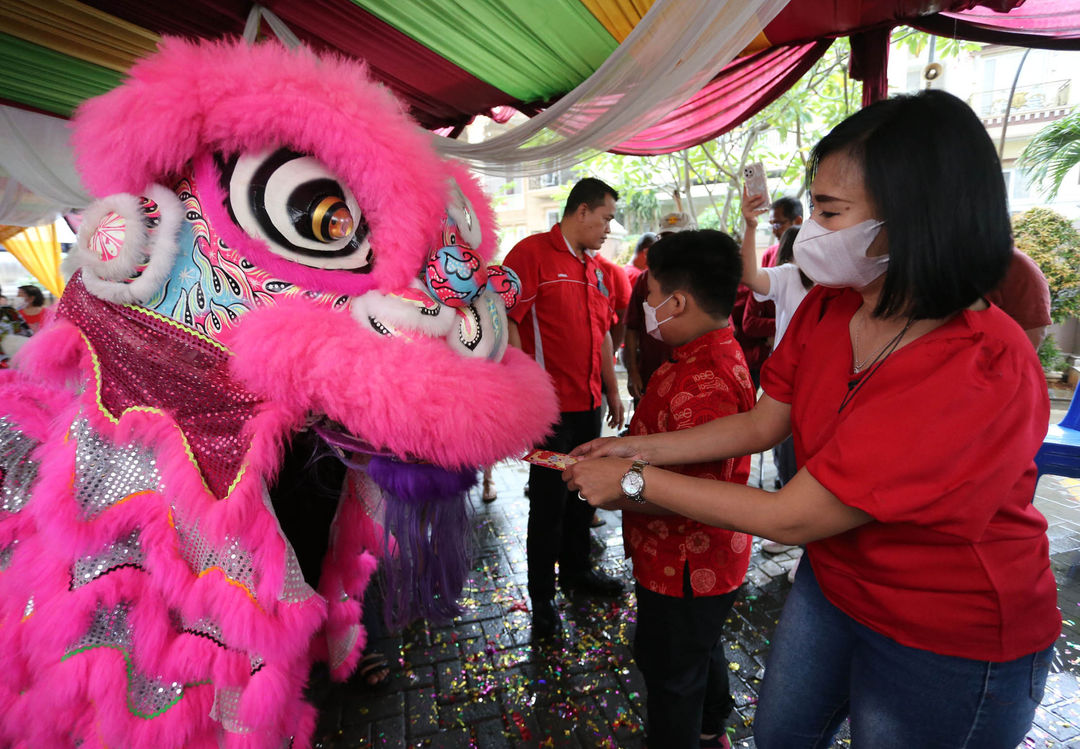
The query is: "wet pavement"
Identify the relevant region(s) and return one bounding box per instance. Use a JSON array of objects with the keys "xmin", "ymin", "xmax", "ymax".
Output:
[{"xmin": 311, "ymin": 390, "xmax": 1080, "ymax": 748}]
